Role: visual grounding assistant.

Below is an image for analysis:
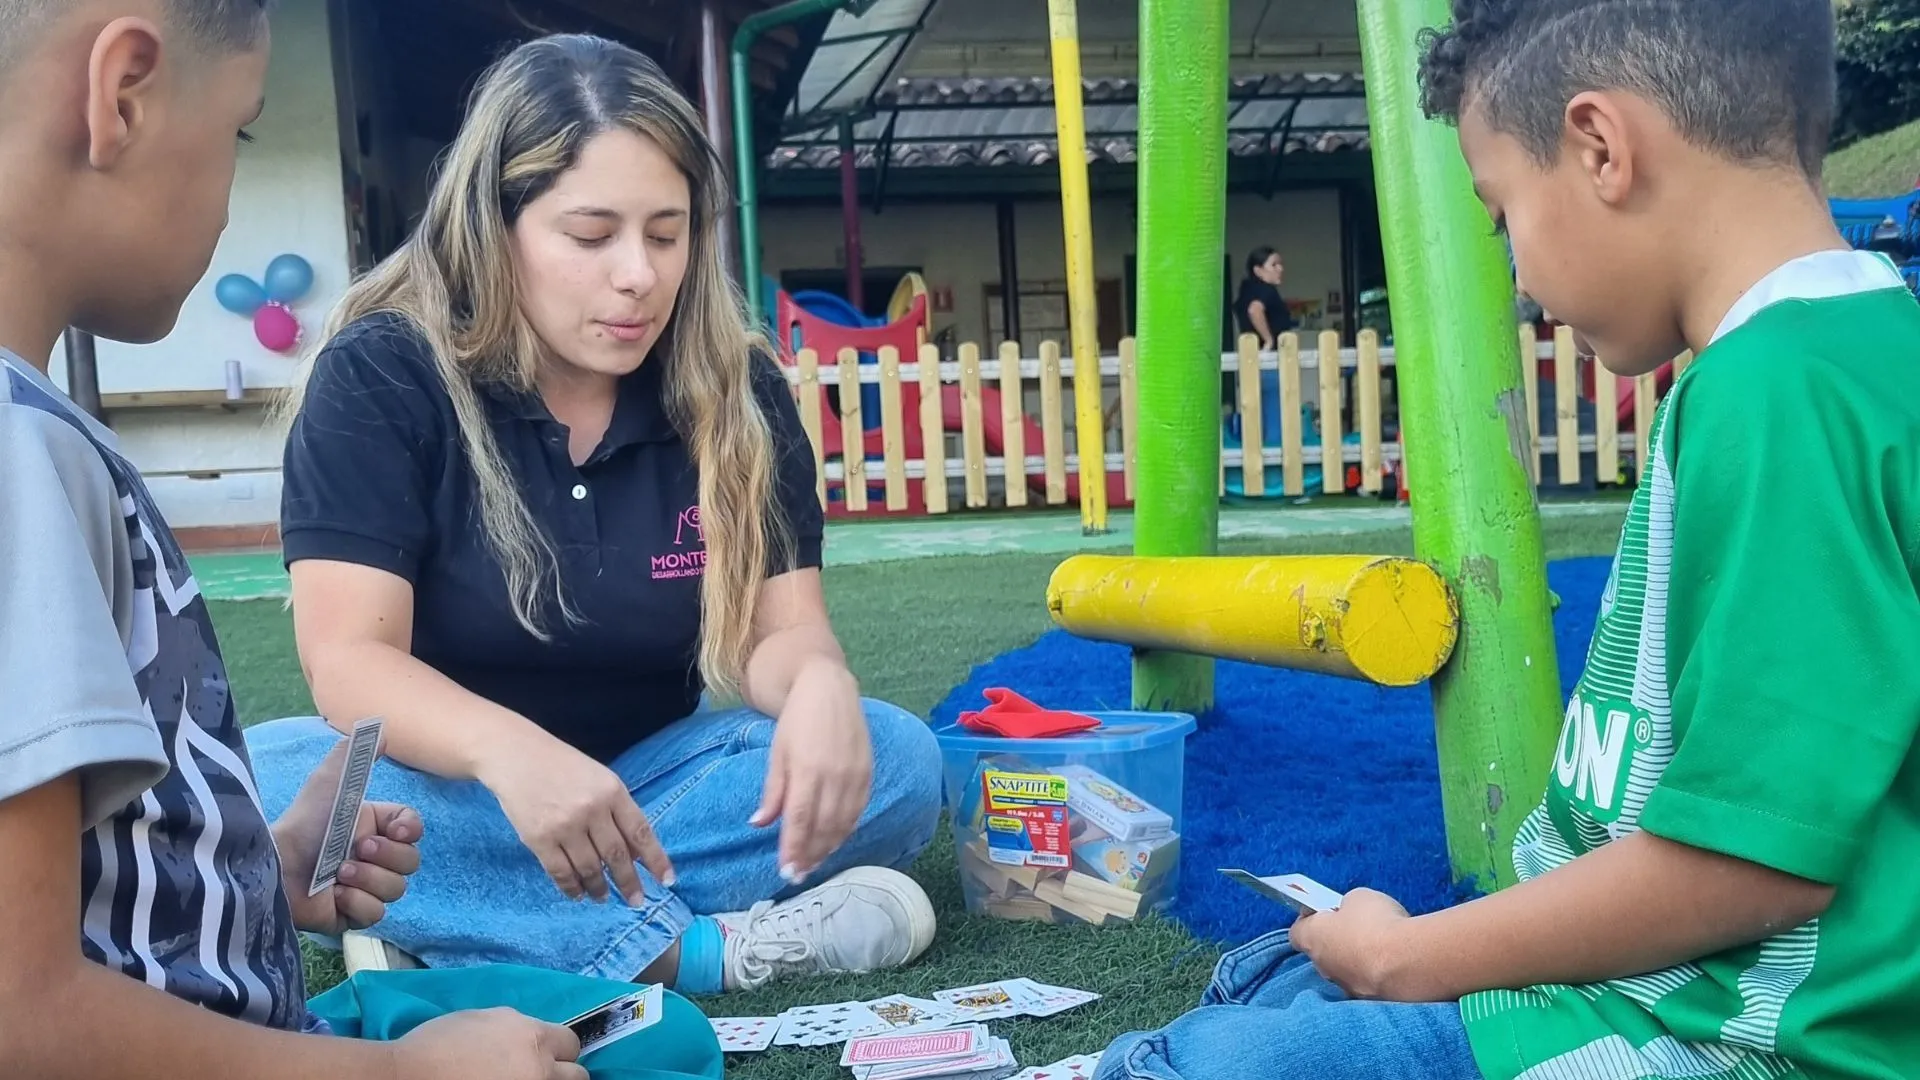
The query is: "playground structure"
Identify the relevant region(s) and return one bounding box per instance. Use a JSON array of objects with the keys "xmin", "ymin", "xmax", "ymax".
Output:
[
  {"xmin": 740, "ymin": 0, "xmax": 1680, "ymax": 891},
  {"xmin": 1036, "ymin": 0, "xmax": 1562, "ymax": 893},
  {"xmin": 1048, "ymin": 554, "xmax": 1459, "ymax": 687},
  {"xmin": 772, "ymin": 279, "xmax": 1132, "ymax": 517}
]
